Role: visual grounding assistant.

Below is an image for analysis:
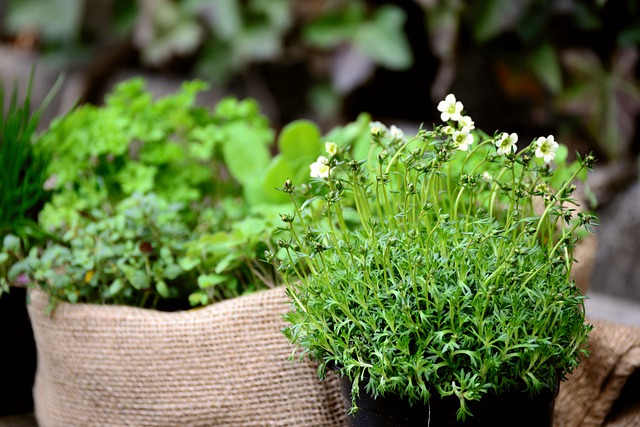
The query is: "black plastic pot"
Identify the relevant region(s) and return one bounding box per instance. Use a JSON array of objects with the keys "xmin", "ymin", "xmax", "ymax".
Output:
[
  {"xmin": 0, "ymin": 288, "xmax": 36, "ymax": 416},
  {"xmin": 339, "ymin": 374, "xmax": 559, "ymax": 427}
]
